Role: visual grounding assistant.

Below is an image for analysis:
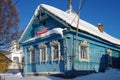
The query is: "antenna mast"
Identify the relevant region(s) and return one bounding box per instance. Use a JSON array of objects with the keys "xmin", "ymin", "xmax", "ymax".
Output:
[{"xmin": 68, "ymin": 0, "xmax": 73, "ymax": 12}]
